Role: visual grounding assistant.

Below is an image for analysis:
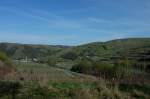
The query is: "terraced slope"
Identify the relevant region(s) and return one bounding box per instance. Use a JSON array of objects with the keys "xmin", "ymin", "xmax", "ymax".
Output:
[{"xmin": 61, "ymin": 38, "xmax": 150, "ymax": 62}]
